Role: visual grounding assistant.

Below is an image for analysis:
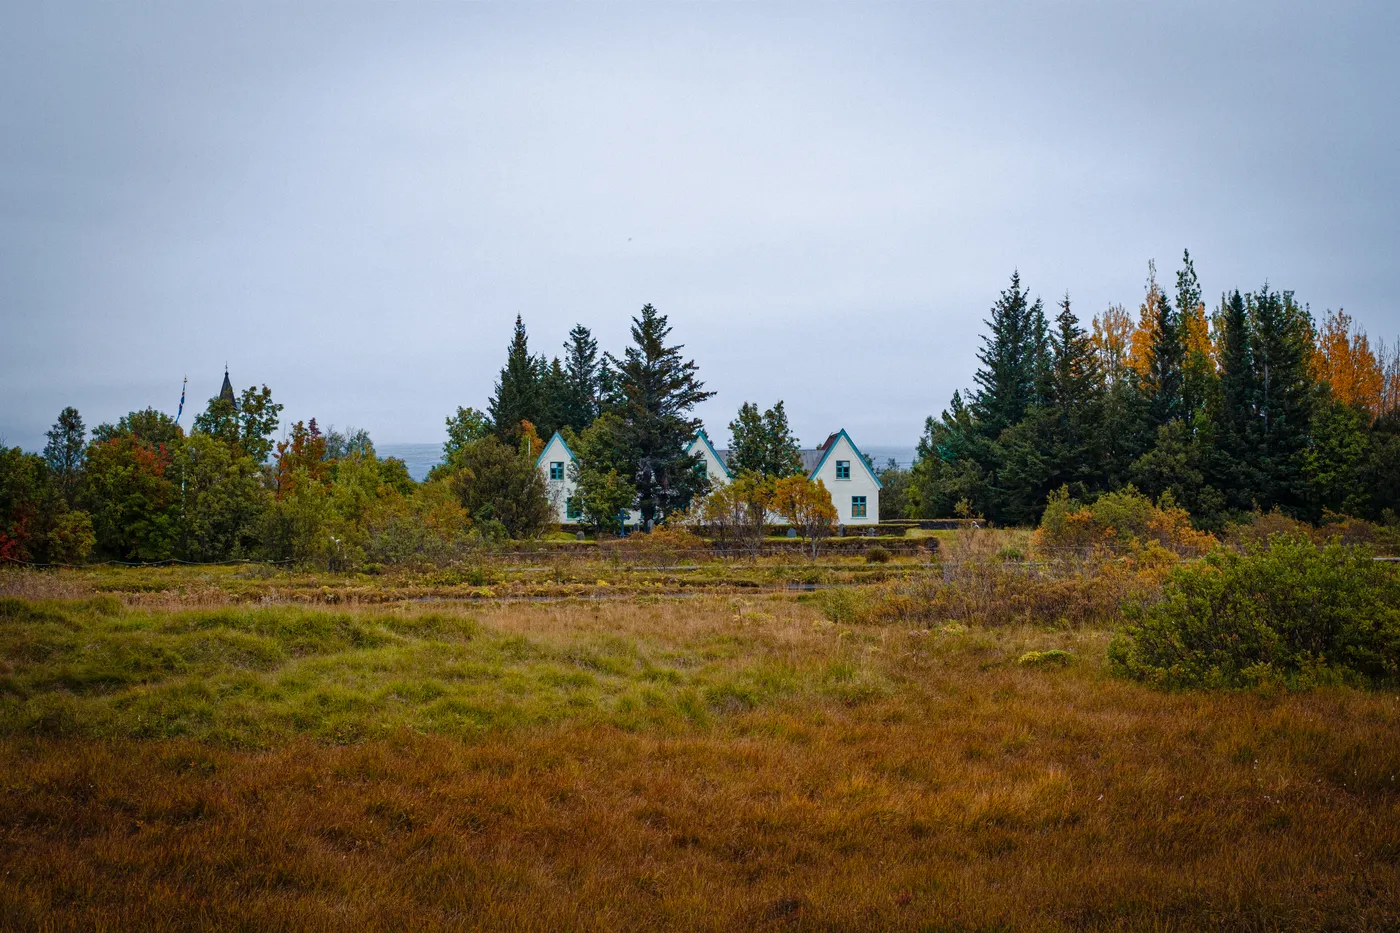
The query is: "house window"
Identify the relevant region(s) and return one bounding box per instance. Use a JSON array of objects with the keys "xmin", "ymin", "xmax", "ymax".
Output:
[
  {"xmin": 851, "ymin": 496, "xmax": 867, "ymax": 518},
  {"xmin": 836, "ymin": 460, "xmax": 850, "ymax": 480},
  {"xmin": 549, "ymin": 461, "xmax": 564, "ymax": 480},
  {"xmin": 566, "ymin": 497, "xmax": 582, "ymax": 520}
]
